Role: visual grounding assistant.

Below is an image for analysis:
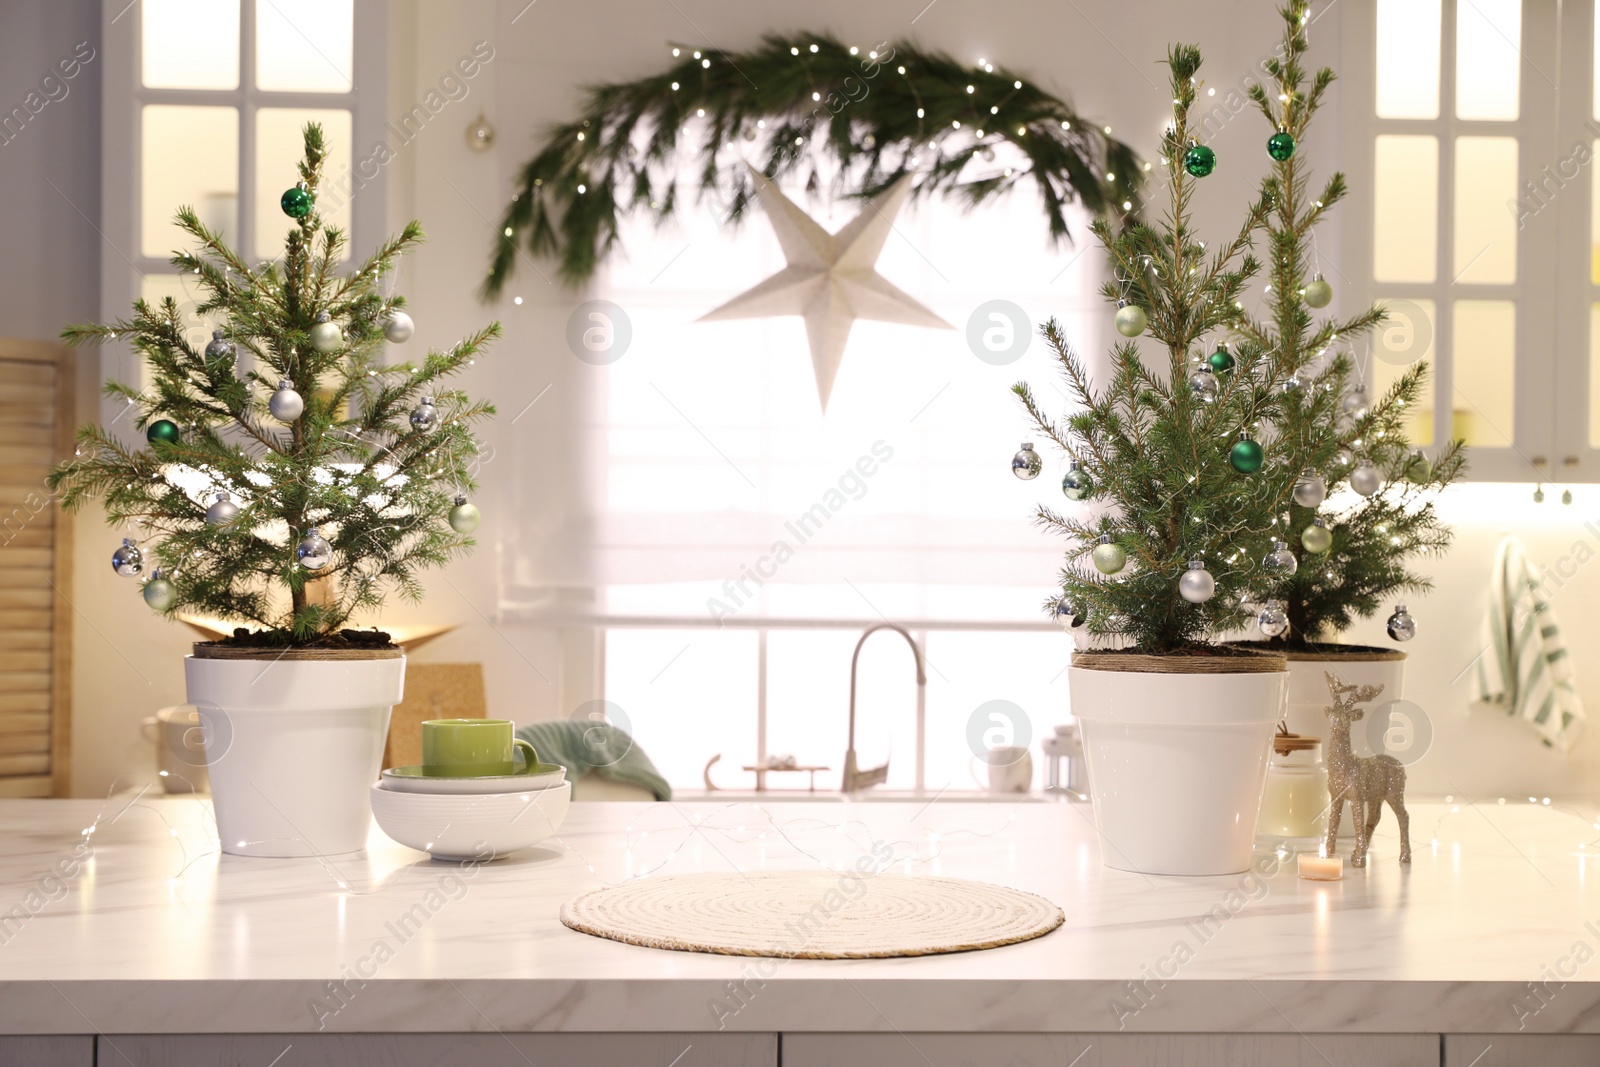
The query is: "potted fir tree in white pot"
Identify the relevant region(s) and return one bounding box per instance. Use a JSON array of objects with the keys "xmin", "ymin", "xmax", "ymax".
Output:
[
  {"xmin": 1015, "ymin": 42, "xmax": 1352, "ymax": 877},
  {"xmin": 51, "ymin": 126, "xmax": 498, "ymax": 857},
  {"xmin": 1231, "ymin": 3, "xmax": 1463, "ymax": 743}
]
